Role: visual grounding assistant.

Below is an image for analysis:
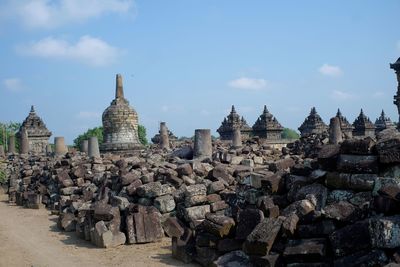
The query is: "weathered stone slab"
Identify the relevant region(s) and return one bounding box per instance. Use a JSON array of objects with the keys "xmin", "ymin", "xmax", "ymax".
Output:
[
  {"xmin": 154, "ymin": 194, "xmax": 176, "ymax": 213},
  {"xmin": 243, "ymin": 217, "xmax": 283, "ymax": 256},
  {"xmin": 203, "ymin": 213, "xmax": 235, "ymax": 238},
  {"xmin": 369, "ymin": 216, "xmax": 400, "ymax": 248},
  {"xmin": 235, "ymin": 208, "xmax": 264, "ymax": 240},
  {"xmin": 125, "ymin": 205, "xmax": 164, "ymax": 244},
  {"xmin": 269, "ymin": 158, "xmax": 295, "ymax": 172},
  {"xmin": 283, "ymin": 238, "xmax": 327, "ymax": 262},
  {"xmin": 333, "ymin": 249, "xmax": 388, "ymax": 267},
  {"xmin": 324, "ymin": 201, "xmax": 361, "ymax": 222},
  {"xmin": 212, "ymin": 250, "xmax": 252, "ymax": 267},
  {"xmin": 162, "ymin": 217, "xmax": 185, "ymax": 238},
  {"xmin": 329, "ymin": 220, "xmax": 370, "ymax": 257},
  {"xmin": 337, "ymin": 154, "xmax": 378, "ymax": 174}
]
